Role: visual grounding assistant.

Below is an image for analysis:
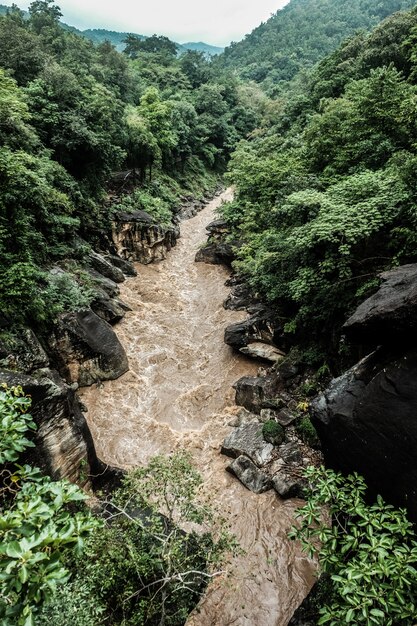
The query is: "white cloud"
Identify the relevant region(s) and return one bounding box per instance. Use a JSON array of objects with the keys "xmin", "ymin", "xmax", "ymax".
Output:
[{"xmin": 16, "ymin": 0, "xmax": 290, "ymax": 46}]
